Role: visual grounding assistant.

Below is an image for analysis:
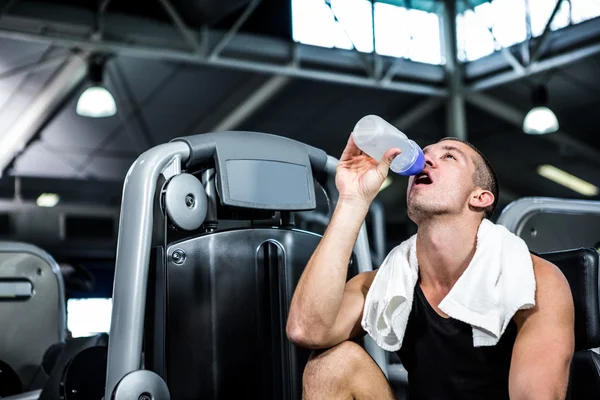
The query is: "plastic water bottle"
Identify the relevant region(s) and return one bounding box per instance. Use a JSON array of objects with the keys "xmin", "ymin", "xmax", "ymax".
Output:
[{"xmin": 352, "ymin": 115, "xmax": 425, "ymax": 176}]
